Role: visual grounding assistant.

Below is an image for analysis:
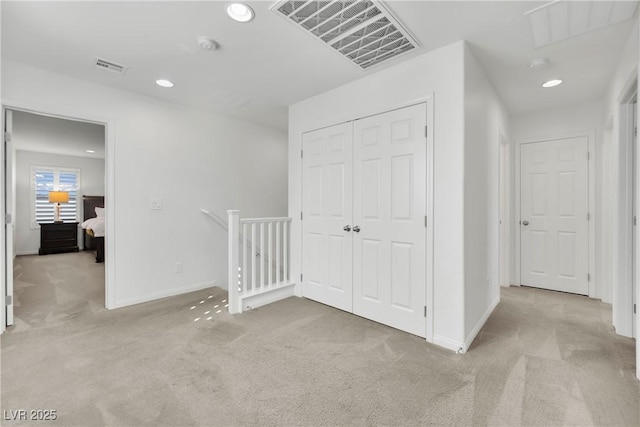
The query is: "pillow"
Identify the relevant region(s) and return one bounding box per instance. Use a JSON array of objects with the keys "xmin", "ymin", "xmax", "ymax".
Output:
[{"xmin": 95, "ymin": 207, "xmax": 105, "ymax": 218}]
